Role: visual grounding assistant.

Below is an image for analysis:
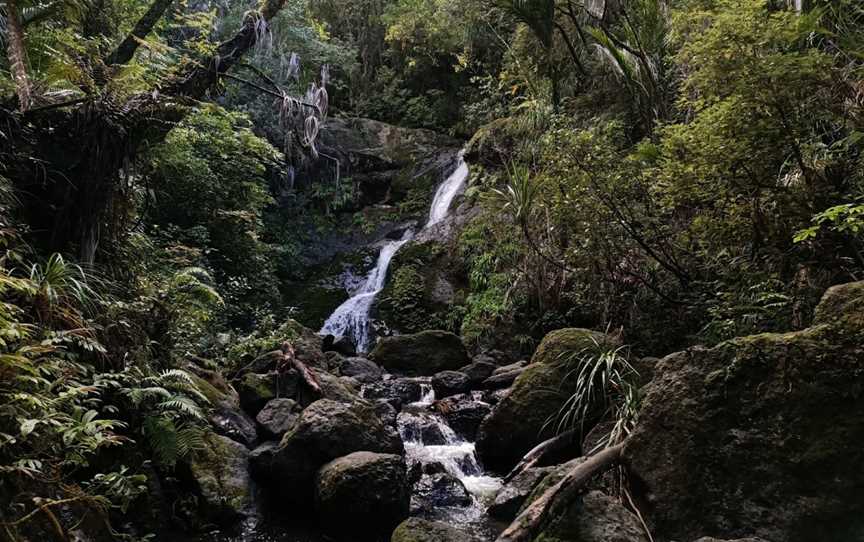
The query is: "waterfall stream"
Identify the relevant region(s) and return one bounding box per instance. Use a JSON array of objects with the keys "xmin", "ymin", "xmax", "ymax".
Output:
[{"xmin": 319, "ymin": 152, "xmax": 469, "ymax": 352}]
